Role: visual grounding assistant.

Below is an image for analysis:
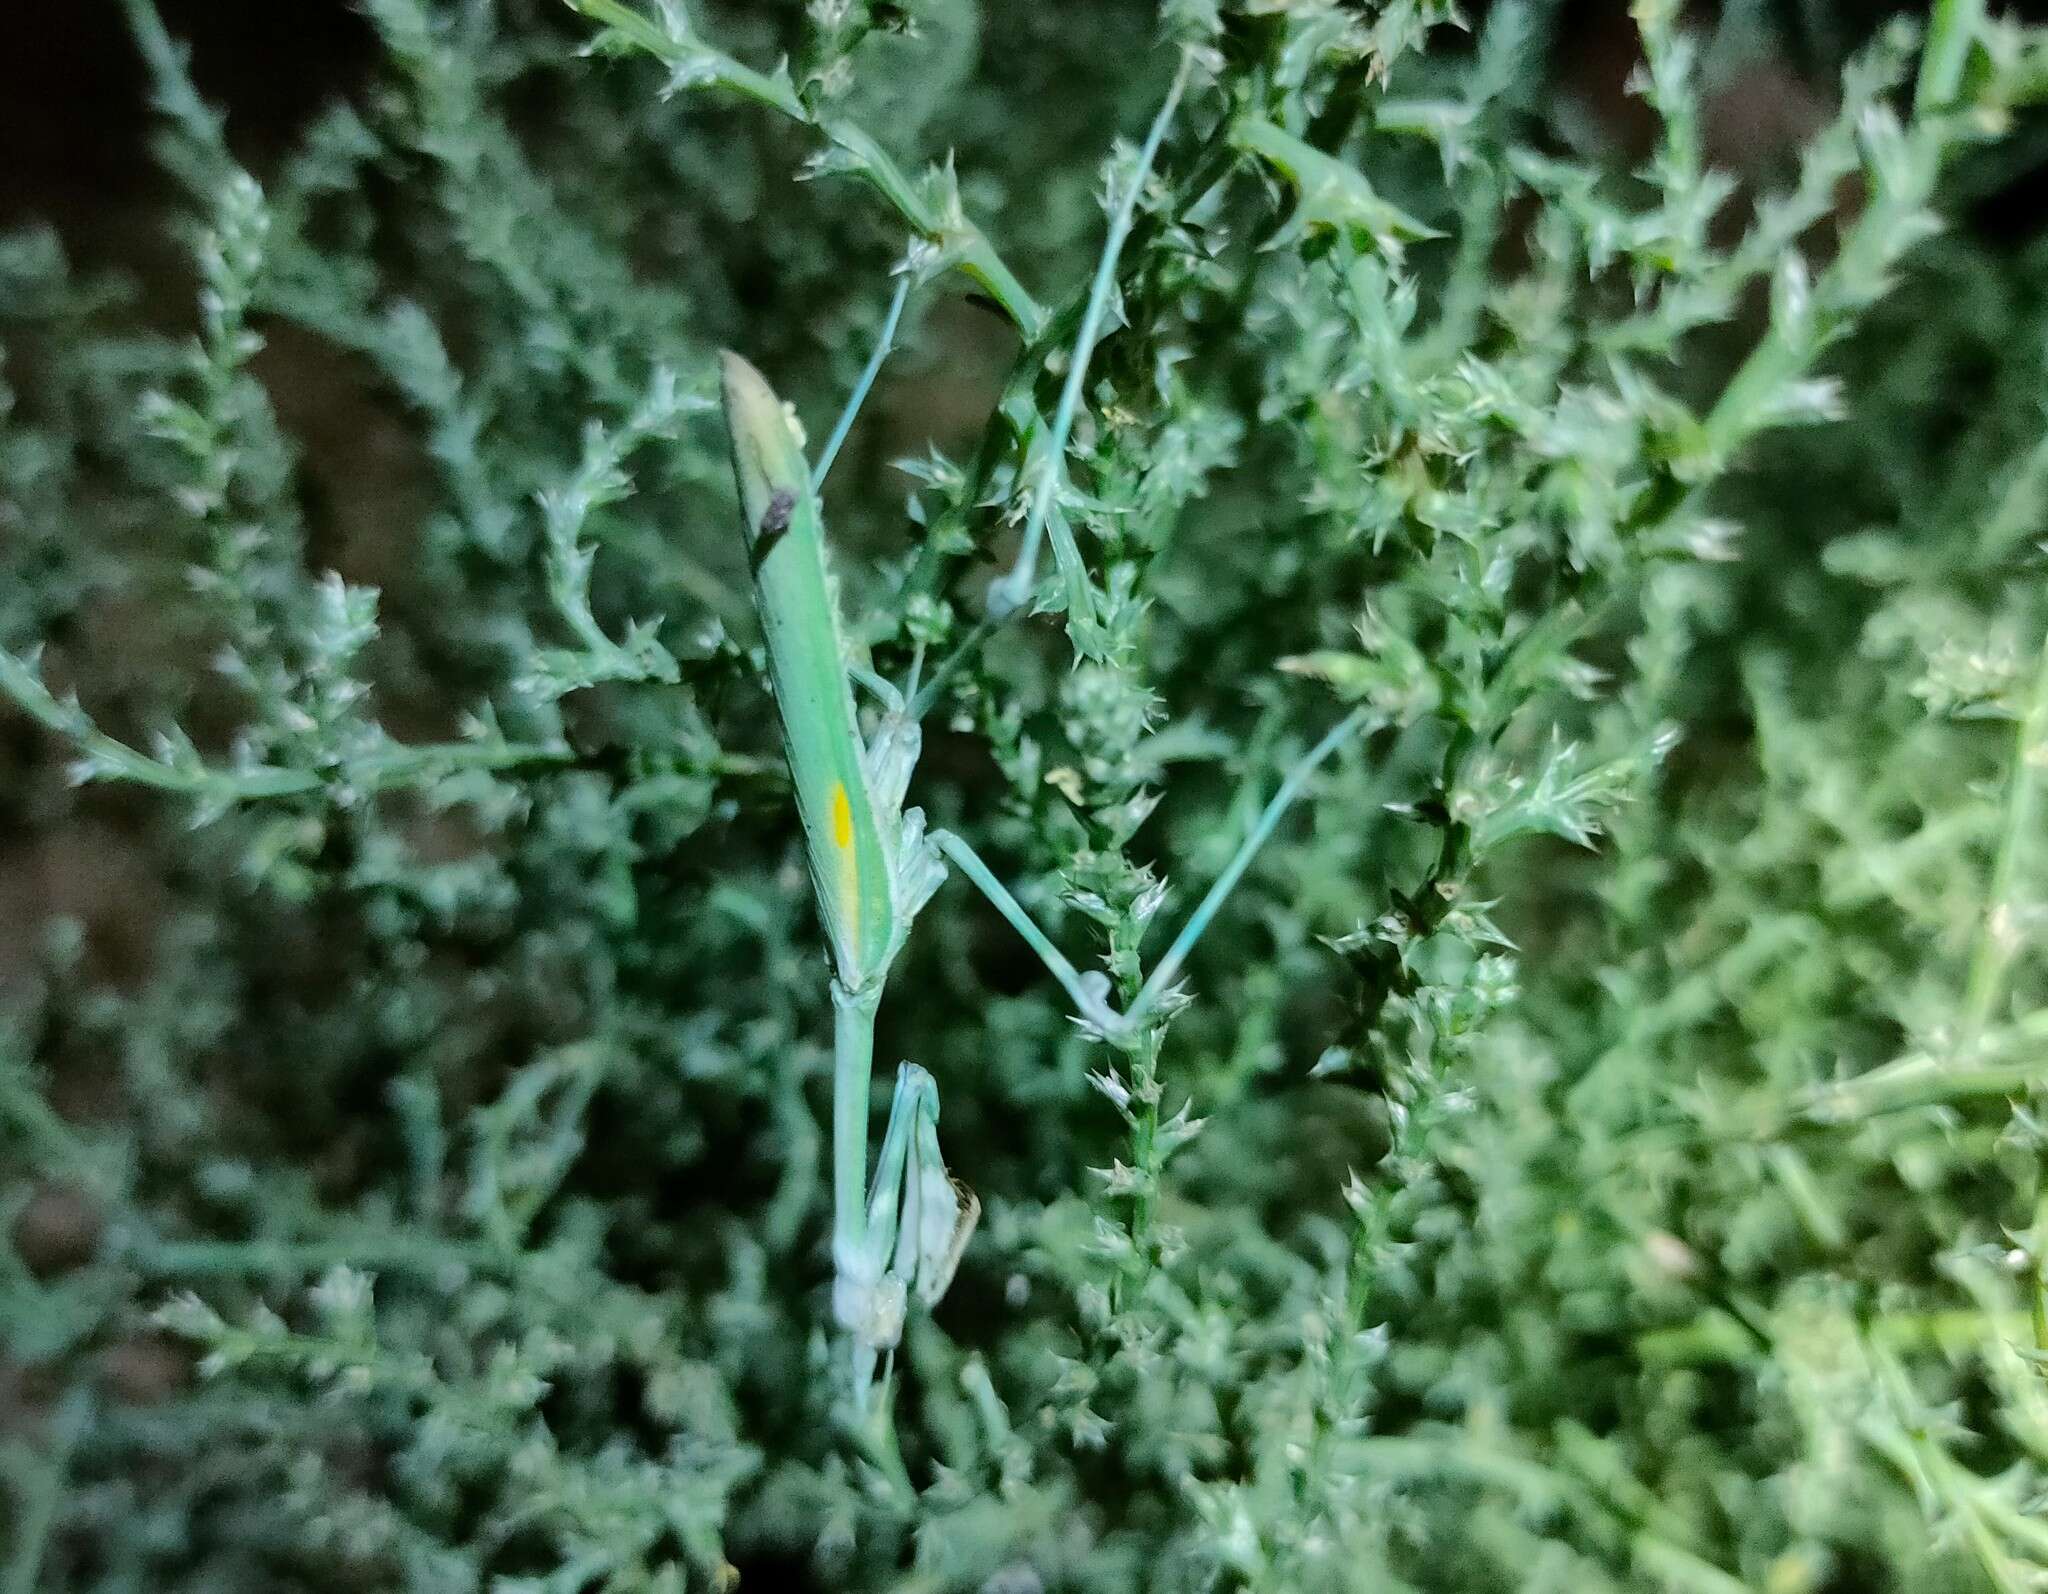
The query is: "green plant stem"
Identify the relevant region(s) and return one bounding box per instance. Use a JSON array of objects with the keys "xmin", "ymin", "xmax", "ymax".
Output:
[
  {"xmin": 1699, "ymin": 58, "xmax": 1962, "ymax": 475},
  {"xmin": 2, "ymin": 1390, "xmax": 88, "ymax": 1594},
  {"xmin": 1344, "ymin": 1426, "xmax": 1755, "ymax": 1588},
  {"xmin": 1639, "ymin": 1307, "xmax": 2039, "ymax": 1368},
  {"xmin": 1868, "ymin": 1338, "xmax": 2048, "ymax": 1590},
  {"xmin": 119, "ymin": 1231, "xmax": 512, "ymax": 1279},
  {"xmin": 0, "ymin": 646, "xmax": 782, "ymax": 806},
  {"xmin": 988, "ymin": 50, "xmax": 1191, "ymax": 619},
  {"xmin": 1604, "ymin": 1008, "xmax": 2048, "ymax": 1163},
  {"xmin": 1963, "ymin": 617, "xmax": 2048, "ymax": 1034},
  {"xmin": 847, "ymin": 1380, "xmax": 916, "ymax": 1503},
  {"xmin": 2030, "ymin": 1187, "xmax": 2048, "ymax": 1357},
  {"xmin": 1788, "ymin": 1008, "xmax": 2048, "ymax": 1127},
  {"xmin": 1977, "ymin": 428, "xmax": 2048, "ymax": 562},
  {"xmin": 564, "ymin": 0, "xmax": 804, "ymax": 117},
  {"xmin": 1916, "ymin": 0, "xmax": 1985, "ymax": 115},
  {"xmin": 563, "ymin": 0, "xmax": 1044, "ymax": 336},
  {"xmin": 0, "ymin": 646, "xmax": 571, "ymax": 797},
  {"xmin": 1, "ymin": 1063, "xmax": 116, "ymax": 1197},
  {"xmin": 1608, "ymin": 25, "xmax": 1981, "ymax": 541}
]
